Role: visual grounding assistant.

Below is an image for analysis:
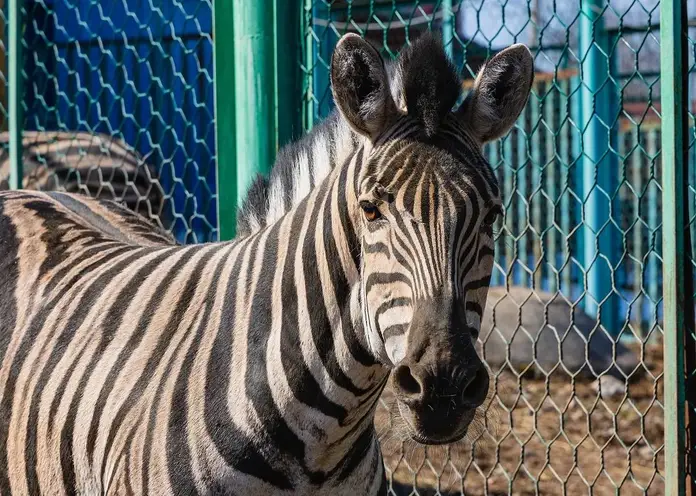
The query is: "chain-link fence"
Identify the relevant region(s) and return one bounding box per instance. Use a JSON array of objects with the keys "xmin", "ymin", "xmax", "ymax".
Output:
[
  {"xmin": 302, "ymin": 1, "xmax": 674, "ymax": 494},
  {"xmin": 2, "ymin": 0, "xmax": 694, "ymax": 494},
  {"xmin": 2, "ymin": 0, "xmax": 217, "ymax": 243}
]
